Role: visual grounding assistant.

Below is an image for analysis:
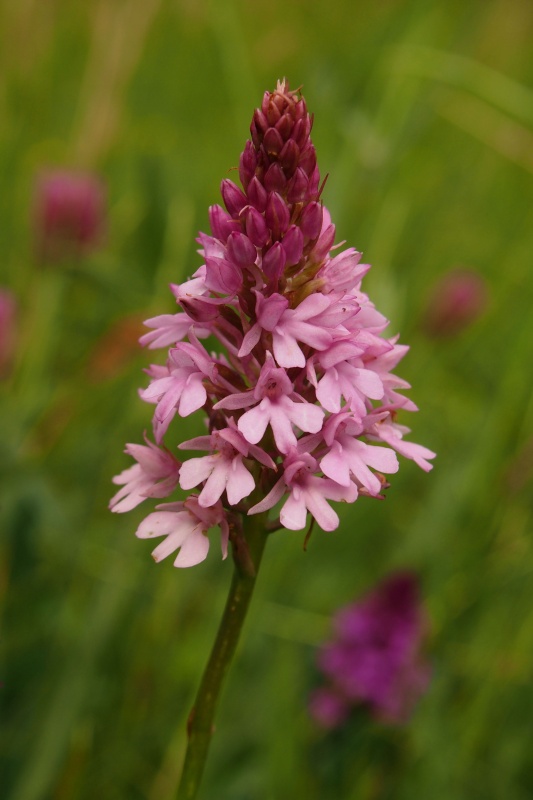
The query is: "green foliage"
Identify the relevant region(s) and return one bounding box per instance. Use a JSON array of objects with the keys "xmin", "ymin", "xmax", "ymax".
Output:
[{"xmin": 1, "ymin": 1, "xmax": 532, "ymax": 798}]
